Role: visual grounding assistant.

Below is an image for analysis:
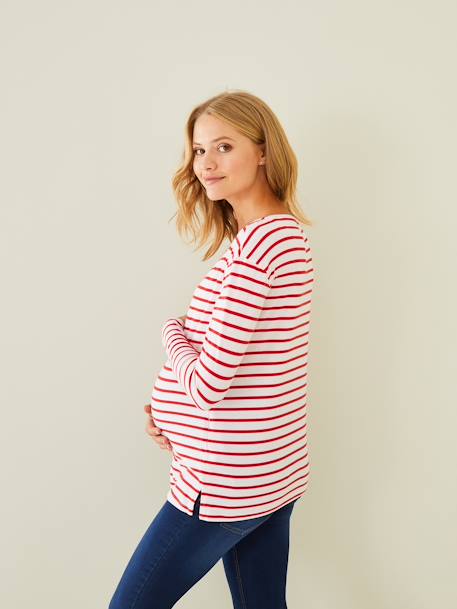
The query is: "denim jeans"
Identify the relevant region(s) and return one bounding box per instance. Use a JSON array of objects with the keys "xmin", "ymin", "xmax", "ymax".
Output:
[{"xmin": 108, "ymin": 492, "xmax": 298, "ymax": 609}]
